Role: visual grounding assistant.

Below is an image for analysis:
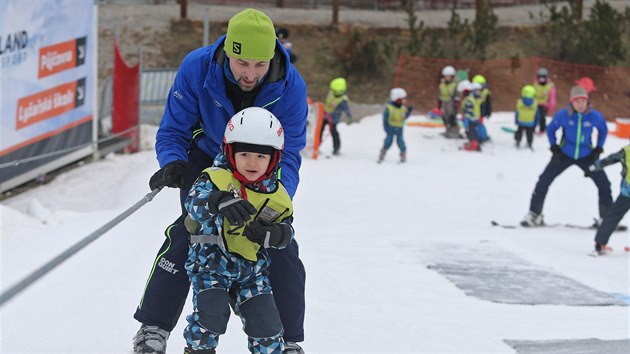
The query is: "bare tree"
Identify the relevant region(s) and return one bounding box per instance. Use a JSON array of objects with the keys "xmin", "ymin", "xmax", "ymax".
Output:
[
  {"xmin": 332, "ymin": 0, "xmax": 340, "ymax": 25},
  {"xmin": 178, "ymin": 0, "xmax": 187, "ymax": 20}
]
